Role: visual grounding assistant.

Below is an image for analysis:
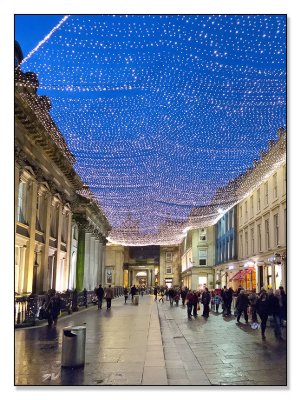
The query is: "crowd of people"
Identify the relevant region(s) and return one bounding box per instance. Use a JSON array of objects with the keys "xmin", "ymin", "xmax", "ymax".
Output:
[{"xmin": 151, "ymin": 284, "xmax": 287, "ymax": 341}]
